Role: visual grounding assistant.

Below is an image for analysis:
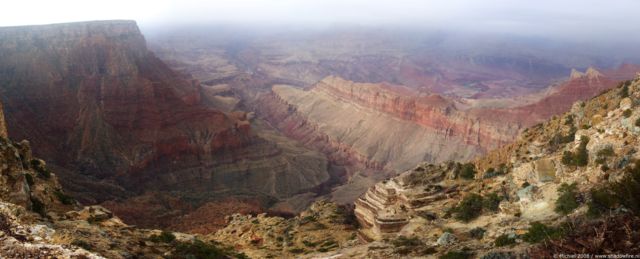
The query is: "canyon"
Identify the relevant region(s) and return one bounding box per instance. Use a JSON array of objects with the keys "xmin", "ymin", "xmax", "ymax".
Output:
[
  {"xmin": 0, "ymin": 21, "xmax": 332, "ymax": 230},
  {"xmin": 0, "ymin": 20, "xmax": 639, "ymax": 237}
]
